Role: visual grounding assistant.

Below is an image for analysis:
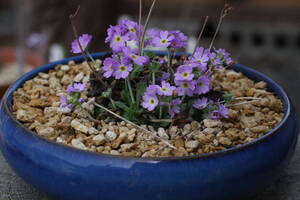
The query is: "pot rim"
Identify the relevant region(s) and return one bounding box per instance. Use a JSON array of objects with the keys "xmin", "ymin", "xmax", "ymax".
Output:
[{"xmin": 1, "ymin": 51, "xmax": 291, "ymax": 161}]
